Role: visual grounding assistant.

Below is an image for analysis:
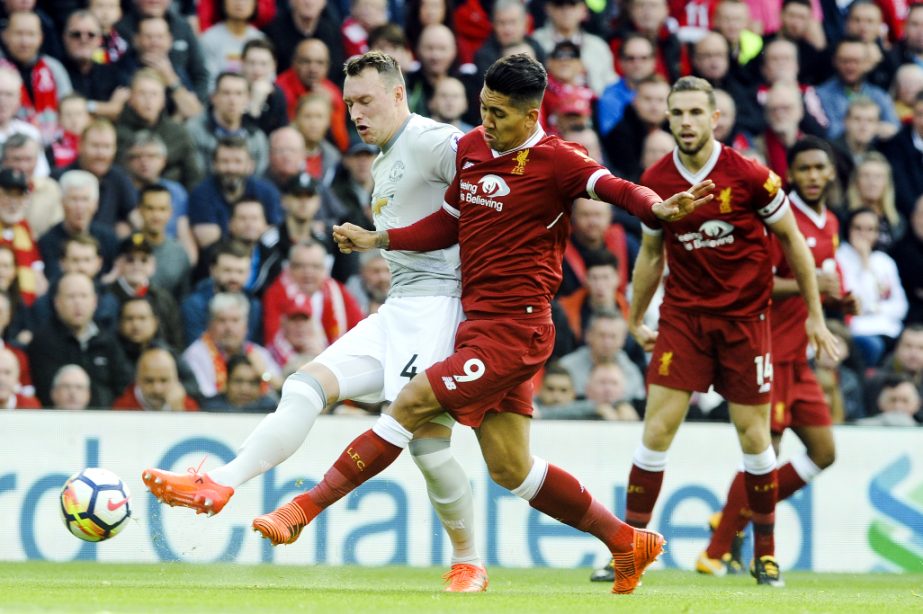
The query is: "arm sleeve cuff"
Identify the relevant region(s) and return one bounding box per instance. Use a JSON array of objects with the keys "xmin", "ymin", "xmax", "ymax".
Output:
[
  {"xmin": 591, "ymin": 172, "xmax": 661, "ymax": 227},
  {"xmin": 387, "ymin": 206, "xmax": 460, "ymax": 252}
]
